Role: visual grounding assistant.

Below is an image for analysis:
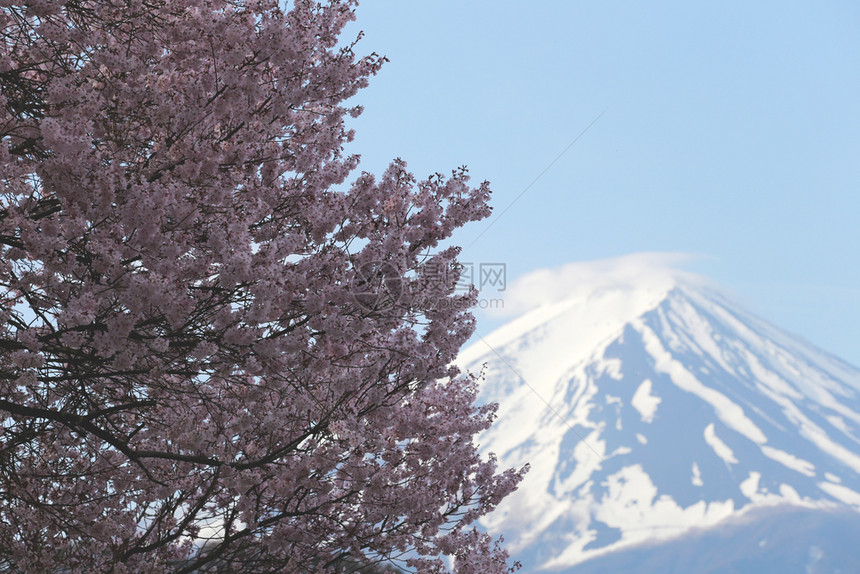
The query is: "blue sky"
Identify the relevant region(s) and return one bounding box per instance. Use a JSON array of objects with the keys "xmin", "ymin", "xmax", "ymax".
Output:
[{"xmin": 343, "ymin": 1, "xmax": 860, "ymax": 367}]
